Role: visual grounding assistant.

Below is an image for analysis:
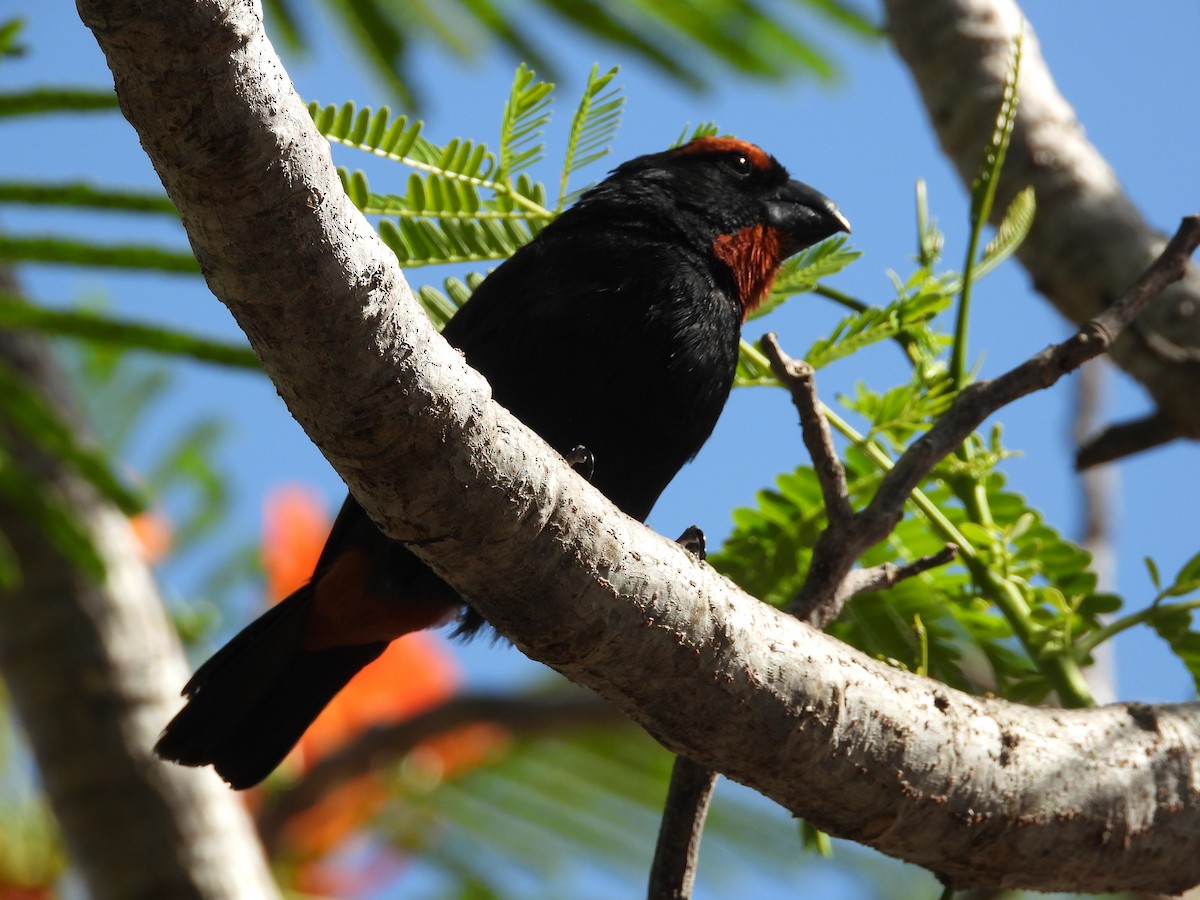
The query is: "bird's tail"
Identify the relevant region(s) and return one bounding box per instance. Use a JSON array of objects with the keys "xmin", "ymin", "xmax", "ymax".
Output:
[{"xmin": 154, "ymin": 584, "xmax": 386, "ymax": 789}]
